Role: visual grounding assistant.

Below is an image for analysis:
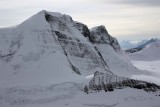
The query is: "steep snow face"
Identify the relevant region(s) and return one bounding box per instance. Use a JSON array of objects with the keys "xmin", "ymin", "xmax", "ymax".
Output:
[
  {"xmin": 0, "ymin": 11, "xmax": 82, "ymax": 86},
  {"xmin": 129, "ymin": 41, "xmax": 160, "ymax": 61},
  {"xmin": 94, "ymin": 44, "xmax": 142, "ymax": 77},
  {"xmin": 0, "ymin": 10, "xmax": 113, "ymax": 86},
  {"xmin": 89, "ymin": 26, "xmax": 141, "ymax": 77},
  {"xmin": 0, "ymin": 28, "xmax": 22, "ymax": 62}
]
